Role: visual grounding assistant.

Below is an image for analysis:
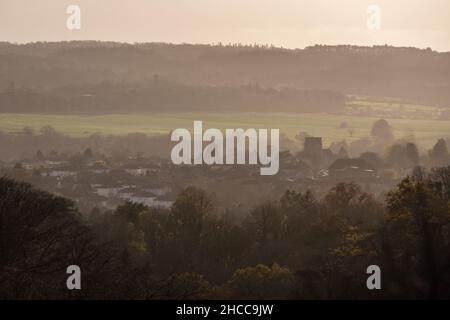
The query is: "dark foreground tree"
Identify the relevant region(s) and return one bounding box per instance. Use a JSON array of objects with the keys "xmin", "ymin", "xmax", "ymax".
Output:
[
  {"xmin": 0, "ymin": 177, "xmax": 132, "ymax": 299},
  {"xmin": 384, "ymin": 177, "xmax": 450, "ymax": 299}
]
